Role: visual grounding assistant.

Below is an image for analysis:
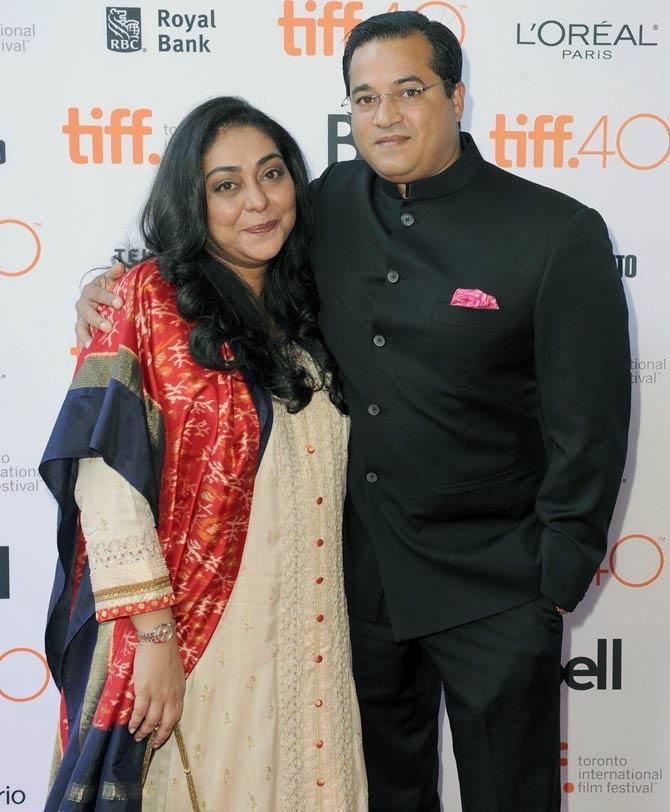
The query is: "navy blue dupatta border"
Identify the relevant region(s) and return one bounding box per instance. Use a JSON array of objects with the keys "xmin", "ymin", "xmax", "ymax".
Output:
[{"xmin": 39, "ymin": 367, "xmax": 271, "ymax": 810}]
